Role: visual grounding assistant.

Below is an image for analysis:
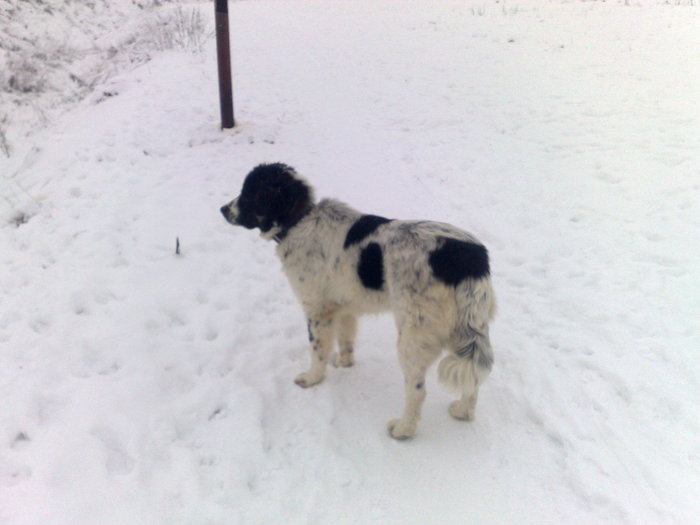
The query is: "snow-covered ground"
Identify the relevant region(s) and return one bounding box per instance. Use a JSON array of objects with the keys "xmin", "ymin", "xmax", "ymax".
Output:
[{"xmin": 1, "ymin": 1, "xmax": 699, "ymax": 524}]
